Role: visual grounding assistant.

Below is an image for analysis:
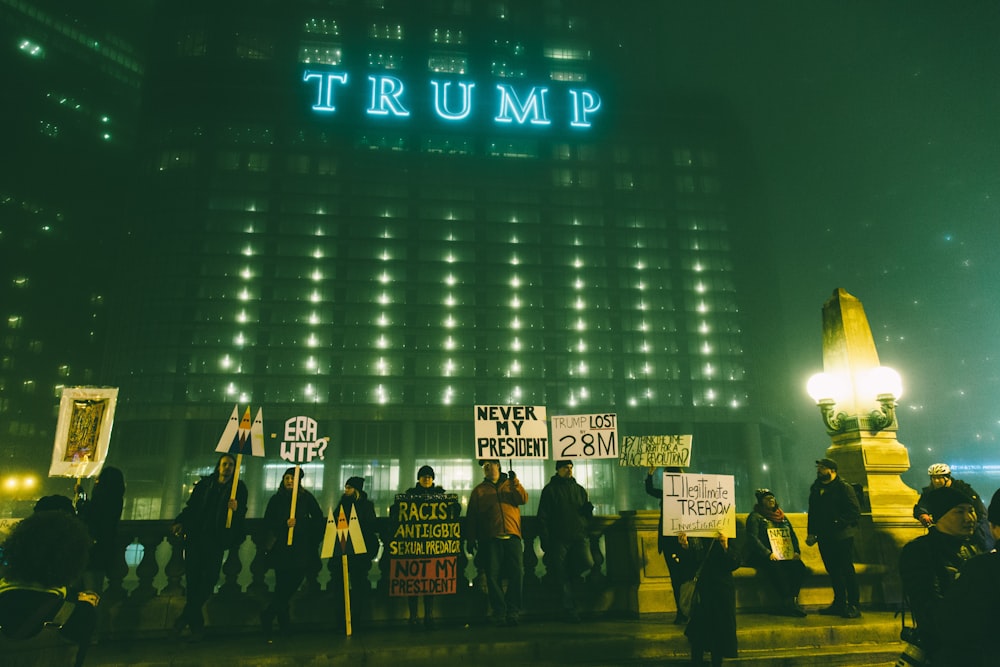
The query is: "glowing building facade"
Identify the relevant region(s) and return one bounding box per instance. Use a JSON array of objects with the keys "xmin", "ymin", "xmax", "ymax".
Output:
[{"xmin": 96, "ymin": 0, "xmax": 782, "ymax": 519}]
